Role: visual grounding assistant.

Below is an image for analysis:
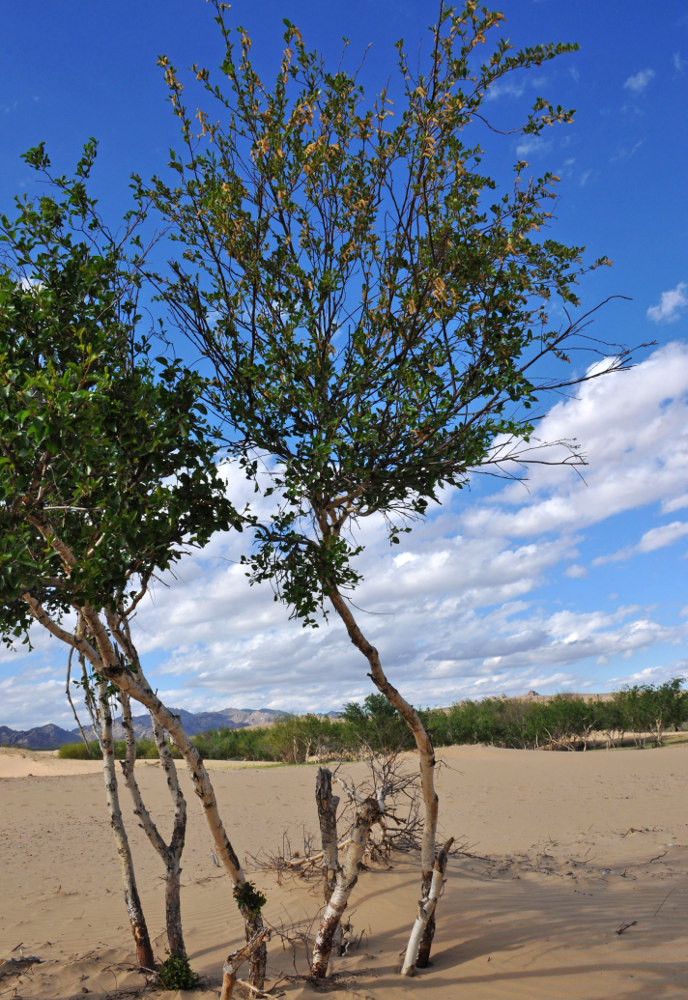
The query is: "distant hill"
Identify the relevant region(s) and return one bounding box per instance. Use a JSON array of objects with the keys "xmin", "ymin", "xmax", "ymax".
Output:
[
  {"xmin": 0, "ymin": 723, "xmax": 77, "ymax": 751},
  {"xmin": 0, "ymin": 707, "xmax": 286, "ymax": 751}
]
